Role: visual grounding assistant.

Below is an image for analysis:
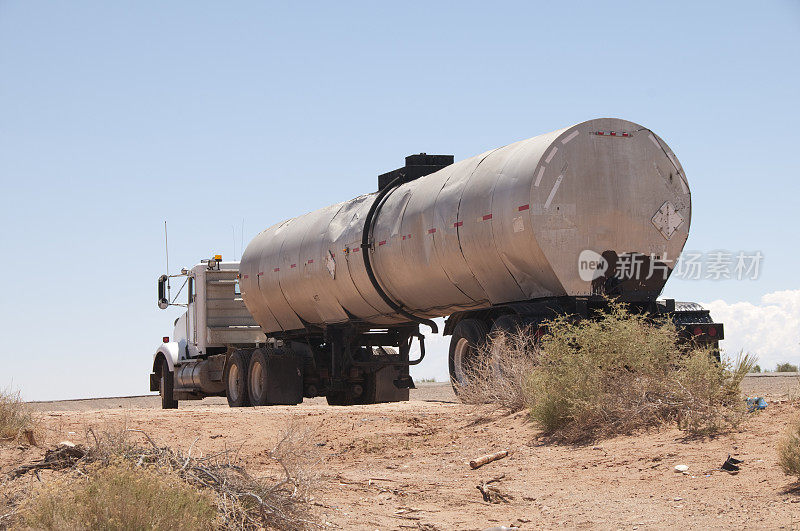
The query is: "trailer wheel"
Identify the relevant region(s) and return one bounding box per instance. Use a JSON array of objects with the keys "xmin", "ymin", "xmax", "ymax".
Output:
[
  {"xmin": 326, "ymin": 375, "xmax": 376, "ymax": 406},
  {"xmin": 248, "ymin": 349, "xmax": 269, "ymax": 406},
  {"xmin": 325, "ymin": 391, "xmax": 354, "ymax": 406},
  {"xmin": 159, "ymin": 357, "xmax": 178, "ymax": 410},
  {"xmin": 225, "ymin": 350, "xmax": 252, "ymax": 407},
  {"xmin": 449, "ymin": 318, "xmax": 490, "ymax": 394}
]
